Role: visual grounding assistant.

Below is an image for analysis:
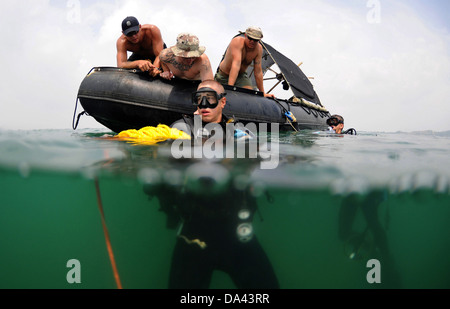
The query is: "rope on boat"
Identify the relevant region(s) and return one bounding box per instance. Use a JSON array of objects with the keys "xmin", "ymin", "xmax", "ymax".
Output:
[
  {"xmin": 72, "ymin": 97, "xmax": 87, "ymax": 130},
  {"xmin": 272, "ymin": 97, "xmax": 299, "ymax": 132},
  {"xmin": 291, "ymin": 96, "xmax": 329, "ymax": 113},
  {"xmin": 94, "ymin": 178, "xmax": 123, "ymax": 289},
  {"xmin": 73, "ymin": 67, "xmax": 98, "ymax": 130}
]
